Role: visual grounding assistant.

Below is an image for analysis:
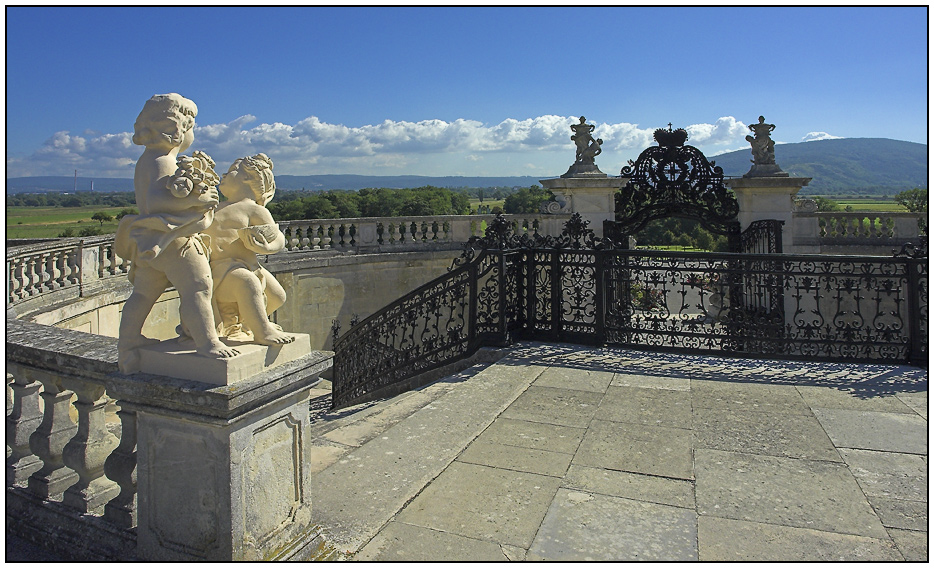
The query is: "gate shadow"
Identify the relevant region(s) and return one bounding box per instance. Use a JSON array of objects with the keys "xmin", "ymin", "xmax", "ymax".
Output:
[{"xmin": 493, "ymin": 342, "xmax": 928, "ymax": 400}]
